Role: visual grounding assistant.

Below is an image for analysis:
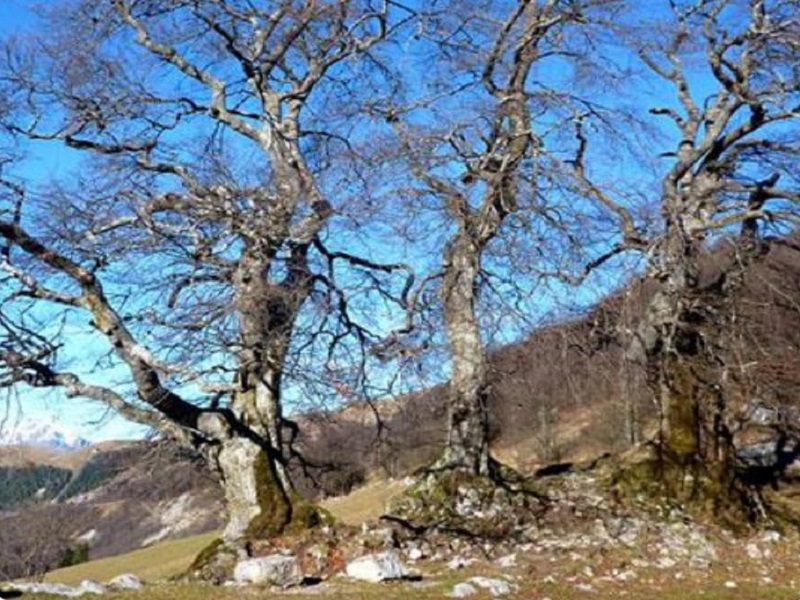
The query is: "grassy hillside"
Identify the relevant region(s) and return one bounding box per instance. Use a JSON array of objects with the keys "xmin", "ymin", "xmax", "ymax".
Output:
[
  {"xmin": 44, "ymin": 479, "xmax": 406, "ymax": 584},
  {"xmin": 43, "ymin": 533, "xmax": 220, "ymax": 585},
  {"xmin": 0, "ymin": 441, "xmax": 223, "ymax": 581}
]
